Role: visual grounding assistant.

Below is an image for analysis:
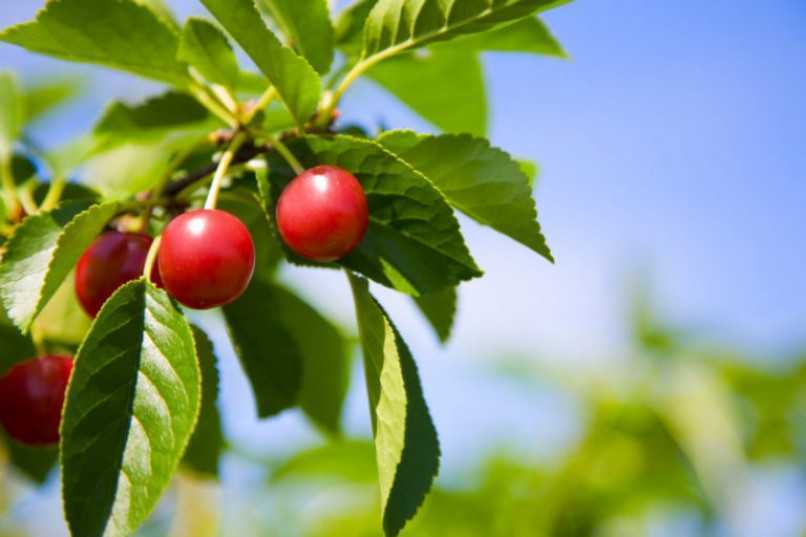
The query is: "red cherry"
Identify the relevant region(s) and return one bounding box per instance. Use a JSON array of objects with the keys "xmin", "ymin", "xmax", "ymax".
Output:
[
  {"xmin": 75, "ymin": 231, "xmax": 162, "ymax": 317},
  {"xmin": 0, "ymin": 355, "xmax": 73, "ymax": 445},
  {"xmin": 276, "ymin": 165, "xmax": 369, "ymax": 262},
  {"xmin": 158, "ymin": 209, "xmax": 255, "ymax": 309}
]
